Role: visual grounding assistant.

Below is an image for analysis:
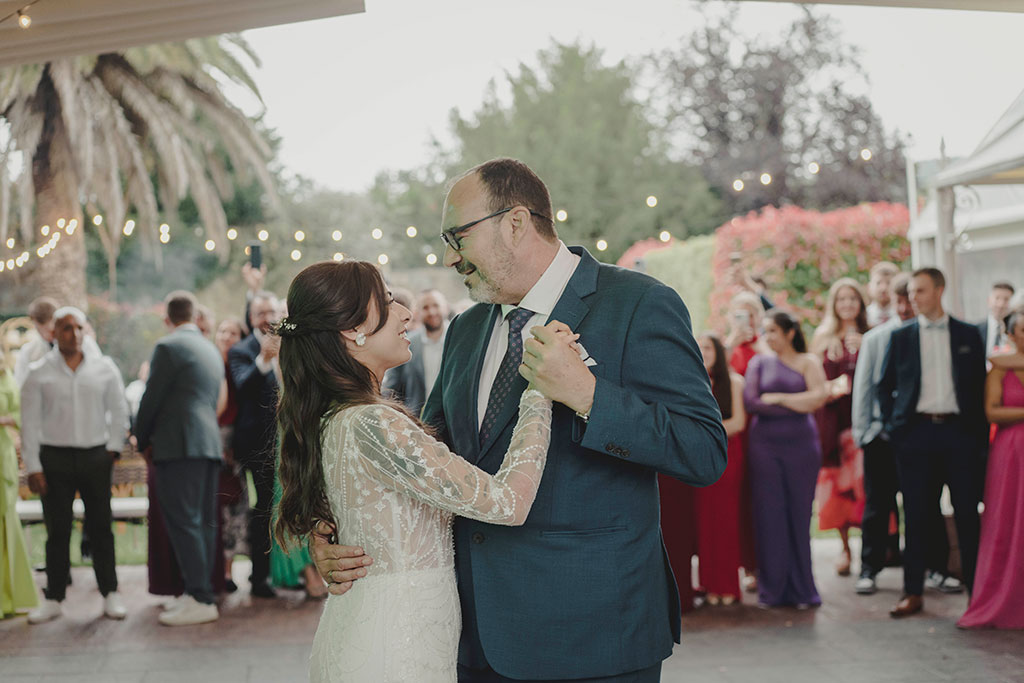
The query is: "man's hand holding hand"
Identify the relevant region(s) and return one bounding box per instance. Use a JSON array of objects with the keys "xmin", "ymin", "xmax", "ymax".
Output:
[
  {"xmin": 519, "ymin": 321, "xmax": 594, "ymax": 415},
  {"xmin": 28, "ymin": 472, "xmax": 47, "ymax": 496}
]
